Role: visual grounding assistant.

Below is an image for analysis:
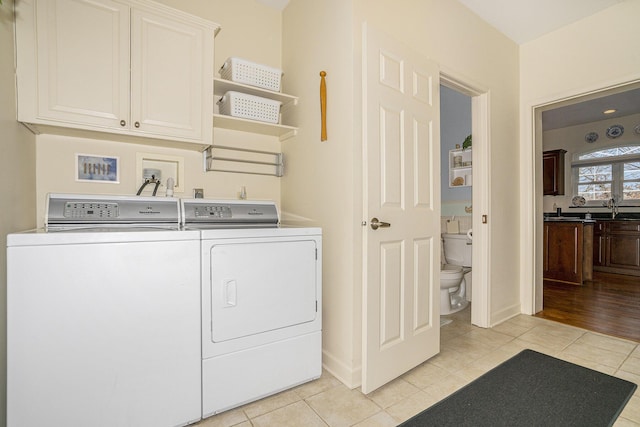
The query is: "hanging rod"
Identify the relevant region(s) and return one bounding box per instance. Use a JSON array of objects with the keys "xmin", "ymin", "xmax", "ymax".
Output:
[{"xmin": 204, "ymin": 145, "xmax": 284, "ymax": 177}]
